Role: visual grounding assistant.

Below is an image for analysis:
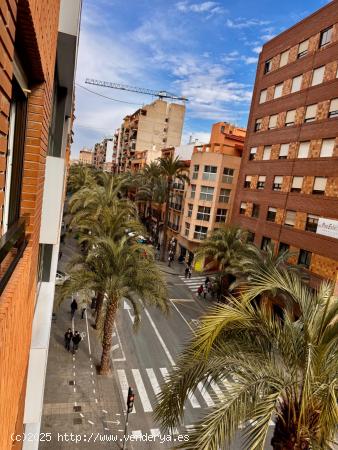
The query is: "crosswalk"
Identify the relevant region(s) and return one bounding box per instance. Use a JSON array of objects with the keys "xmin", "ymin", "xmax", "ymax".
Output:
[{"xmin": 178, "ymin": 275, "xmax": 207, "ymax": 294}]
